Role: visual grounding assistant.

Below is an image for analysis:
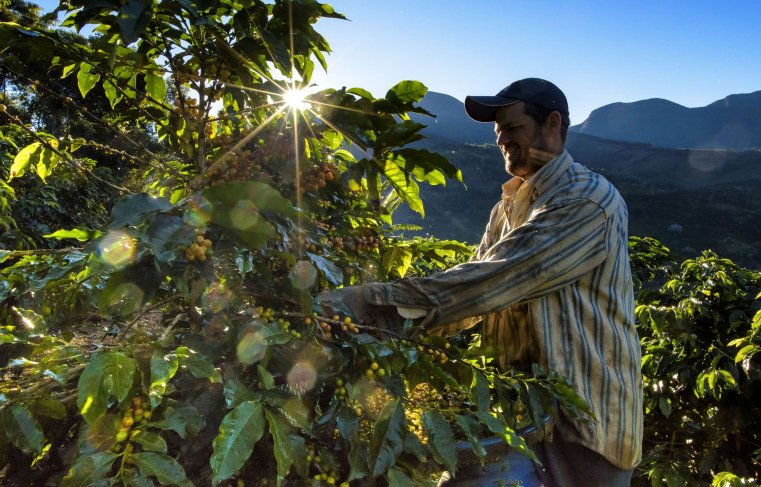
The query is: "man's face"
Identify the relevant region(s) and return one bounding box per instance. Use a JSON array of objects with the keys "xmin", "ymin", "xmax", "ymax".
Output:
[{"xmin": 494, "ymin": 102, "xmax": 552, "ymax": 179}]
